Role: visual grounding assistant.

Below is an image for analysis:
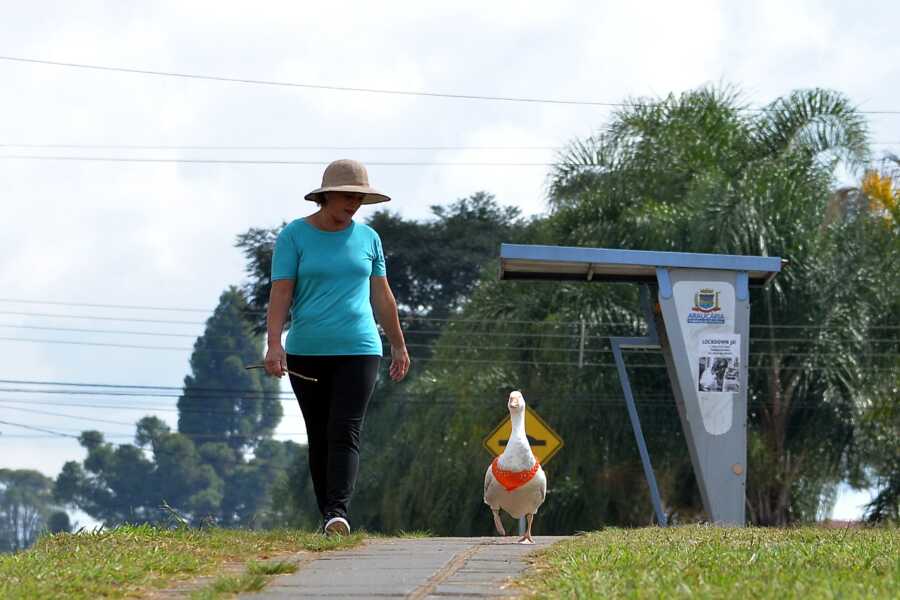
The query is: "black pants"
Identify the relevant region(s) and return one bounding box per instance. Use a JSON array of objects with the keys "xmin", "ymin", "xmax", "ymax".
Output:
[{"xmin": 286, "ymin": 354, "xmax": 380, "ymax": 522}]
